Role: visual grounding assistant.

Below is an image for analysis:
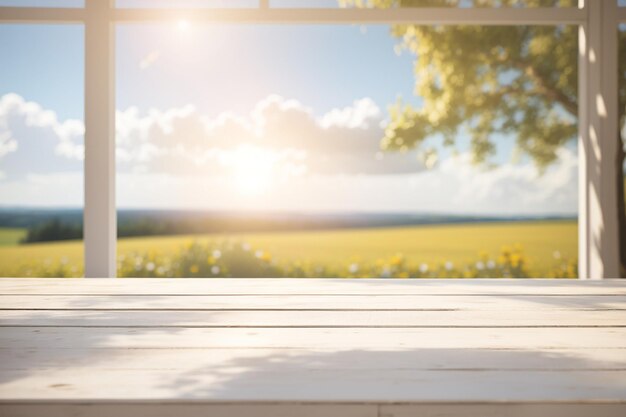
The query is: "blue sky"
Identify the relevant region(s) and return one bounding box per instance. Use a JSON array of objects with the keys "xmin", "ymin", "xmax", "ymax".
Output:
[
  {"xmin": 0, "ymin": 22, "xmax": 417, "ymax": 118},
  {"xmin": 0, "ymin": 20, "xmax": 578, "ymax": 215},
  {"xmin": 0, "ymin": 24, "xmax": 84, "ymax": 121},
  {"xmin": 115, "ymin": 24, "xmax": 418, "ymax": 116}
]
